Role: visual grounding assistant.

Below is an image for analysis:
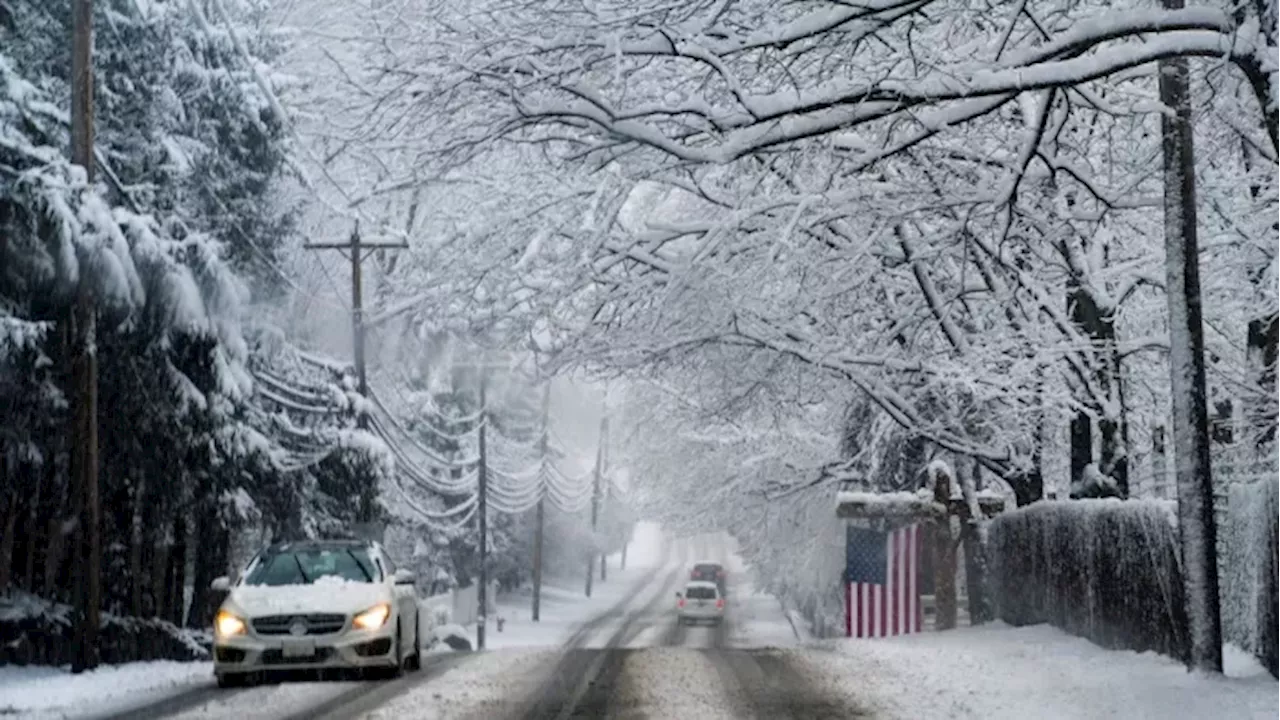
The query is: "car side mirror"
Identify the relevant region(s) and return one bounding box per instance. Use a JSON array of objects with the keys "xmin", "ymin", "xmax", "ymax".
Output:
[
  {"xmin": 210, "ymin": 576, "xmax": 231, "ymax": 592},
  {"xmin": 394, "ymin": 568, "xmax": 416, "ymax": 586}
]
